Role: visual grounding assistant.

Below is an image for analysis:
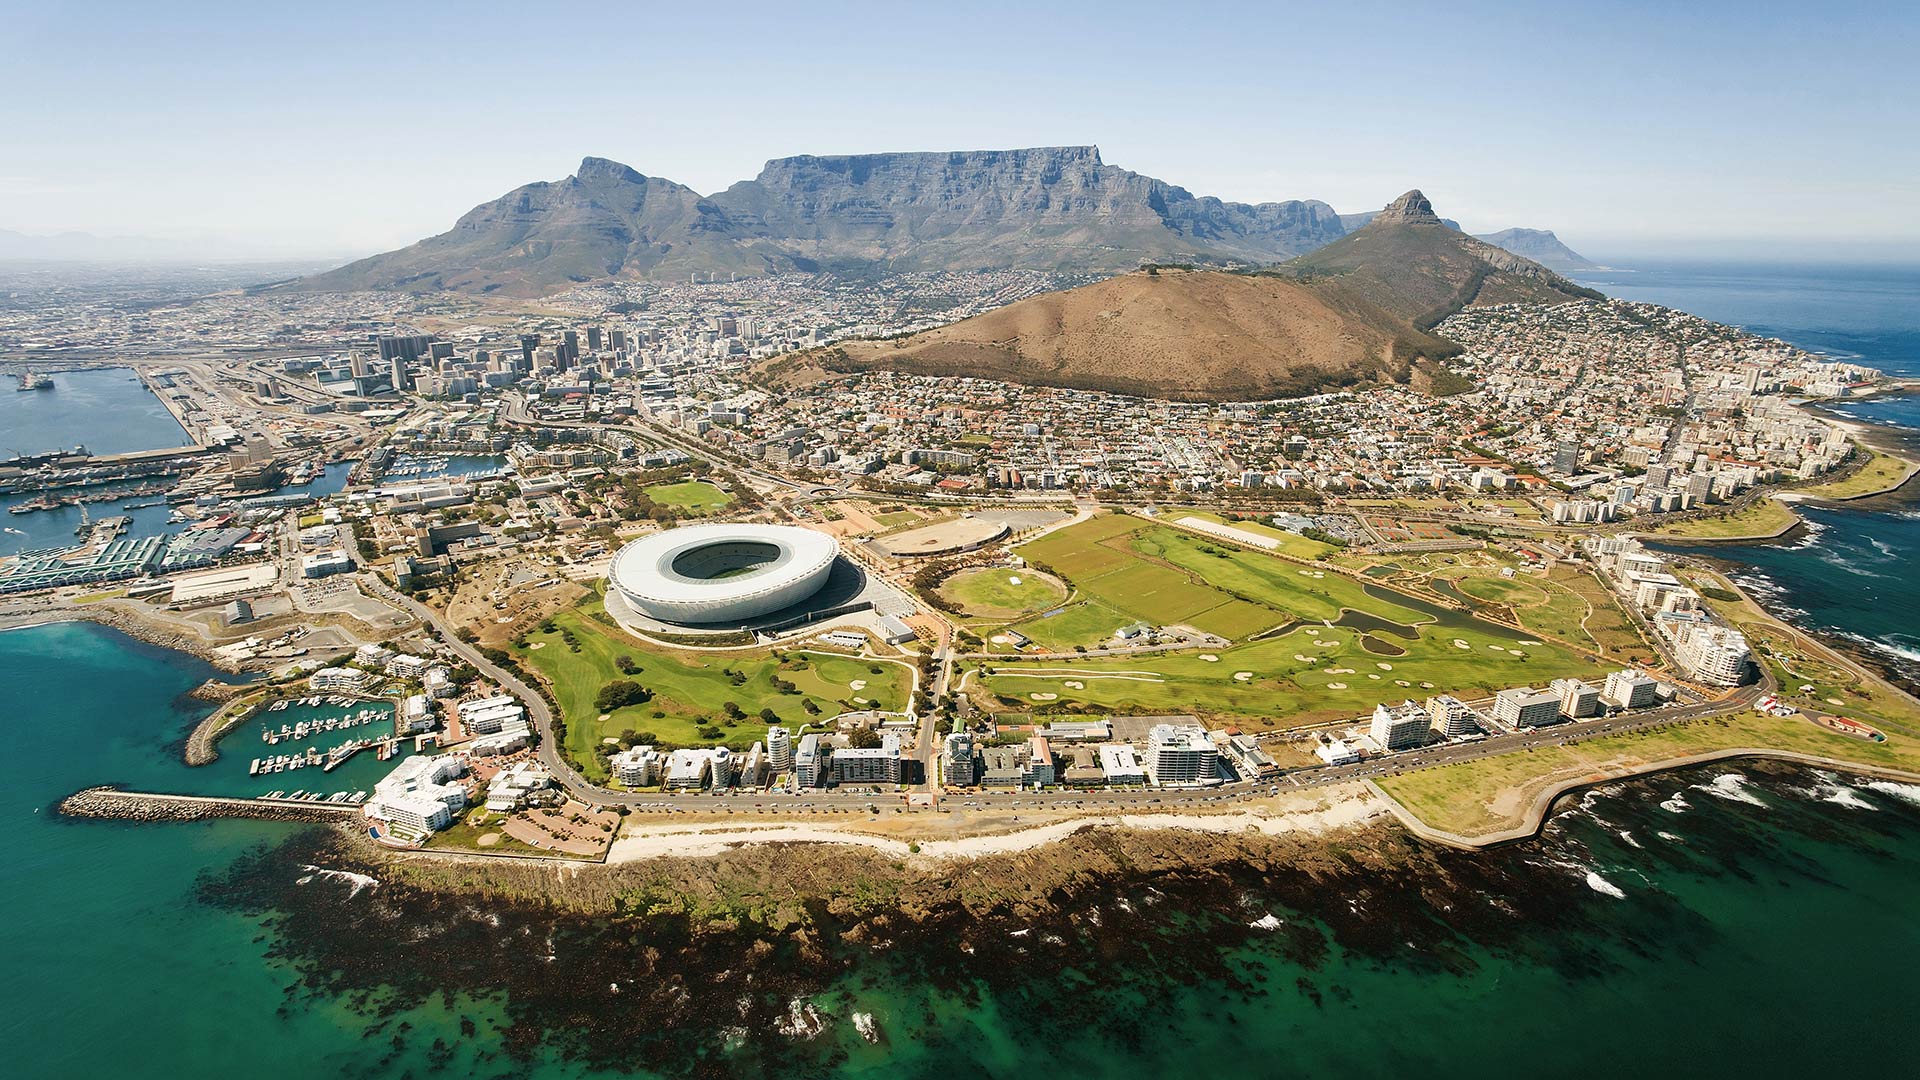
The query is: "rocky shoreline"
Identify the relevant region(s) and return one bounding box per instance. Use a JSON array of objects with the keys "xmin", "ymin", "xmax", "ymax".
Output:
[
  {"xmin": 193, "ymin": 757, "xmax": 1913, "ymax": 1079},
  {"xmin": 0, "ymin": 601, "xmax": 234, "ymax": 669}
]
